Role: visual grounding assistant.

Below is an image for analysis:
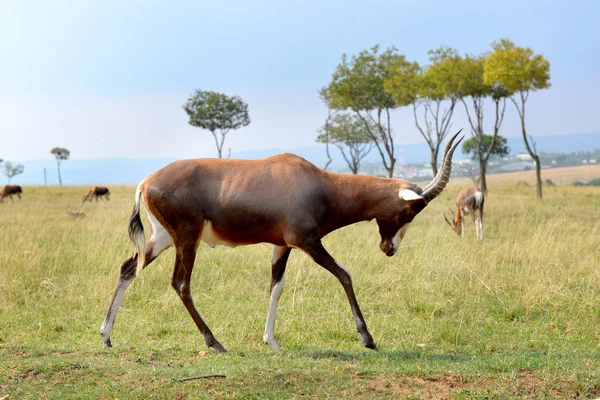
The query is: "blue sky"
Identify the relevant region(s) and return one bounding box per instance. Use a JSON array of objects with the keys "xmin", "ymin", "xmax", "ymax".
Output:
[{"xmin": 1, "ymin": 0, "xmax": 599, "ymax": 161}]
